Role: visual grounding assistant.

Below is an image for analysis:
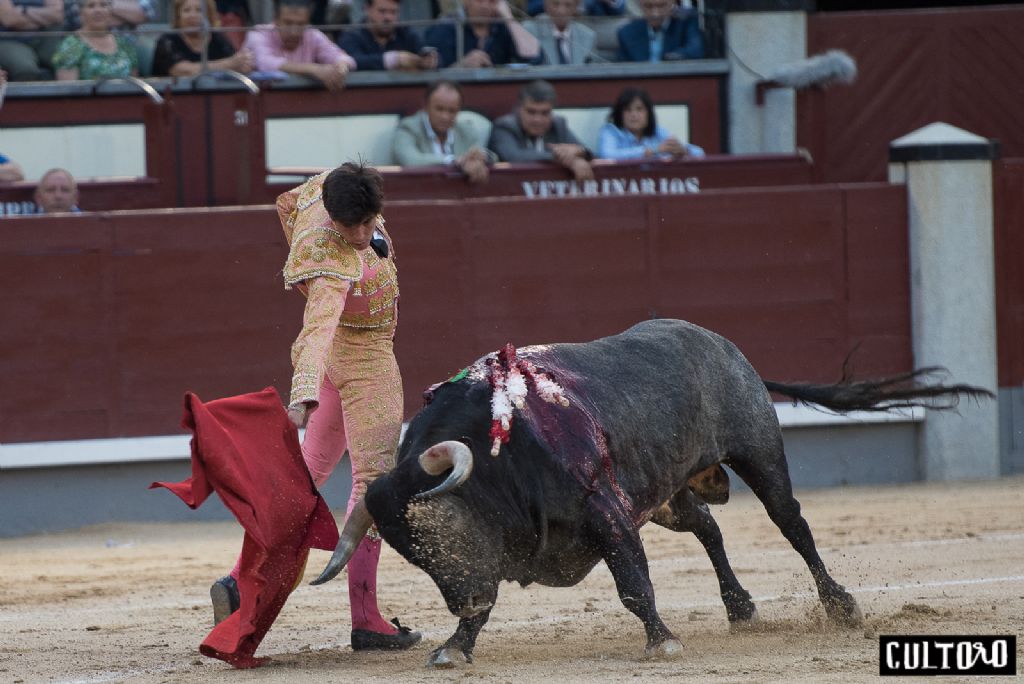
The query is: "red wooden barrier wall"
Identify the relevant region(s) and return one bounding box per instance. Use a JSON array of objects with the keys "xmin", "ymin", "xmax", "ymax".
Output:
[
  {"xmin": 800, "ymin": 5, "xmax": 1024, "ymax": 183},
  {"xmin": 0, "ymin": 155, "xmax": 813, "ymax": 212},
  {"xmin": 0, "ymin": 183, "xmax": 911, "ymax": 444},
  {"xmin": 994, "ymin": 158, "xmax": 1024, "ymax": 387}
]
